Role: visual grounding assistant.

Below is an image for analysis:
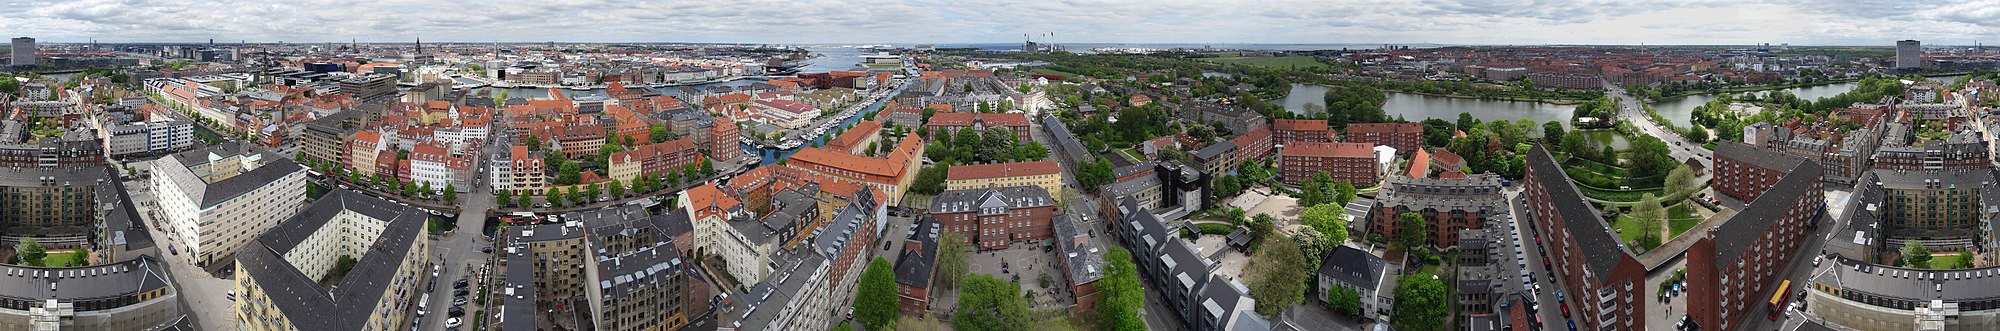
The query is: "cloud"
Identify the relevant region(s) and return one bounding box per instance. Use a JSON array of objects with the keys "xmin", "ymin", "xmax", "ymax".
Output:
[{"xmin": 0, "ymin": 0, "xmax": 1994, "ymax": 45}]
